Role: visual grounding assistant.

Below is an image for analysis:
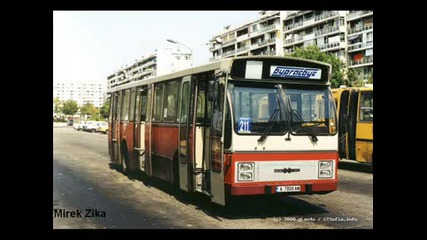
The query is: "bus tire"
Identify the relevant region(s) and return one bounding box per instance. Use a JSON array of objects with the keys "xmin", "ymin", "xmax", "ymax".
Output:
[{"xmin": 121, "ymin": 141, "xmax": 129, "ymax": 174}]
